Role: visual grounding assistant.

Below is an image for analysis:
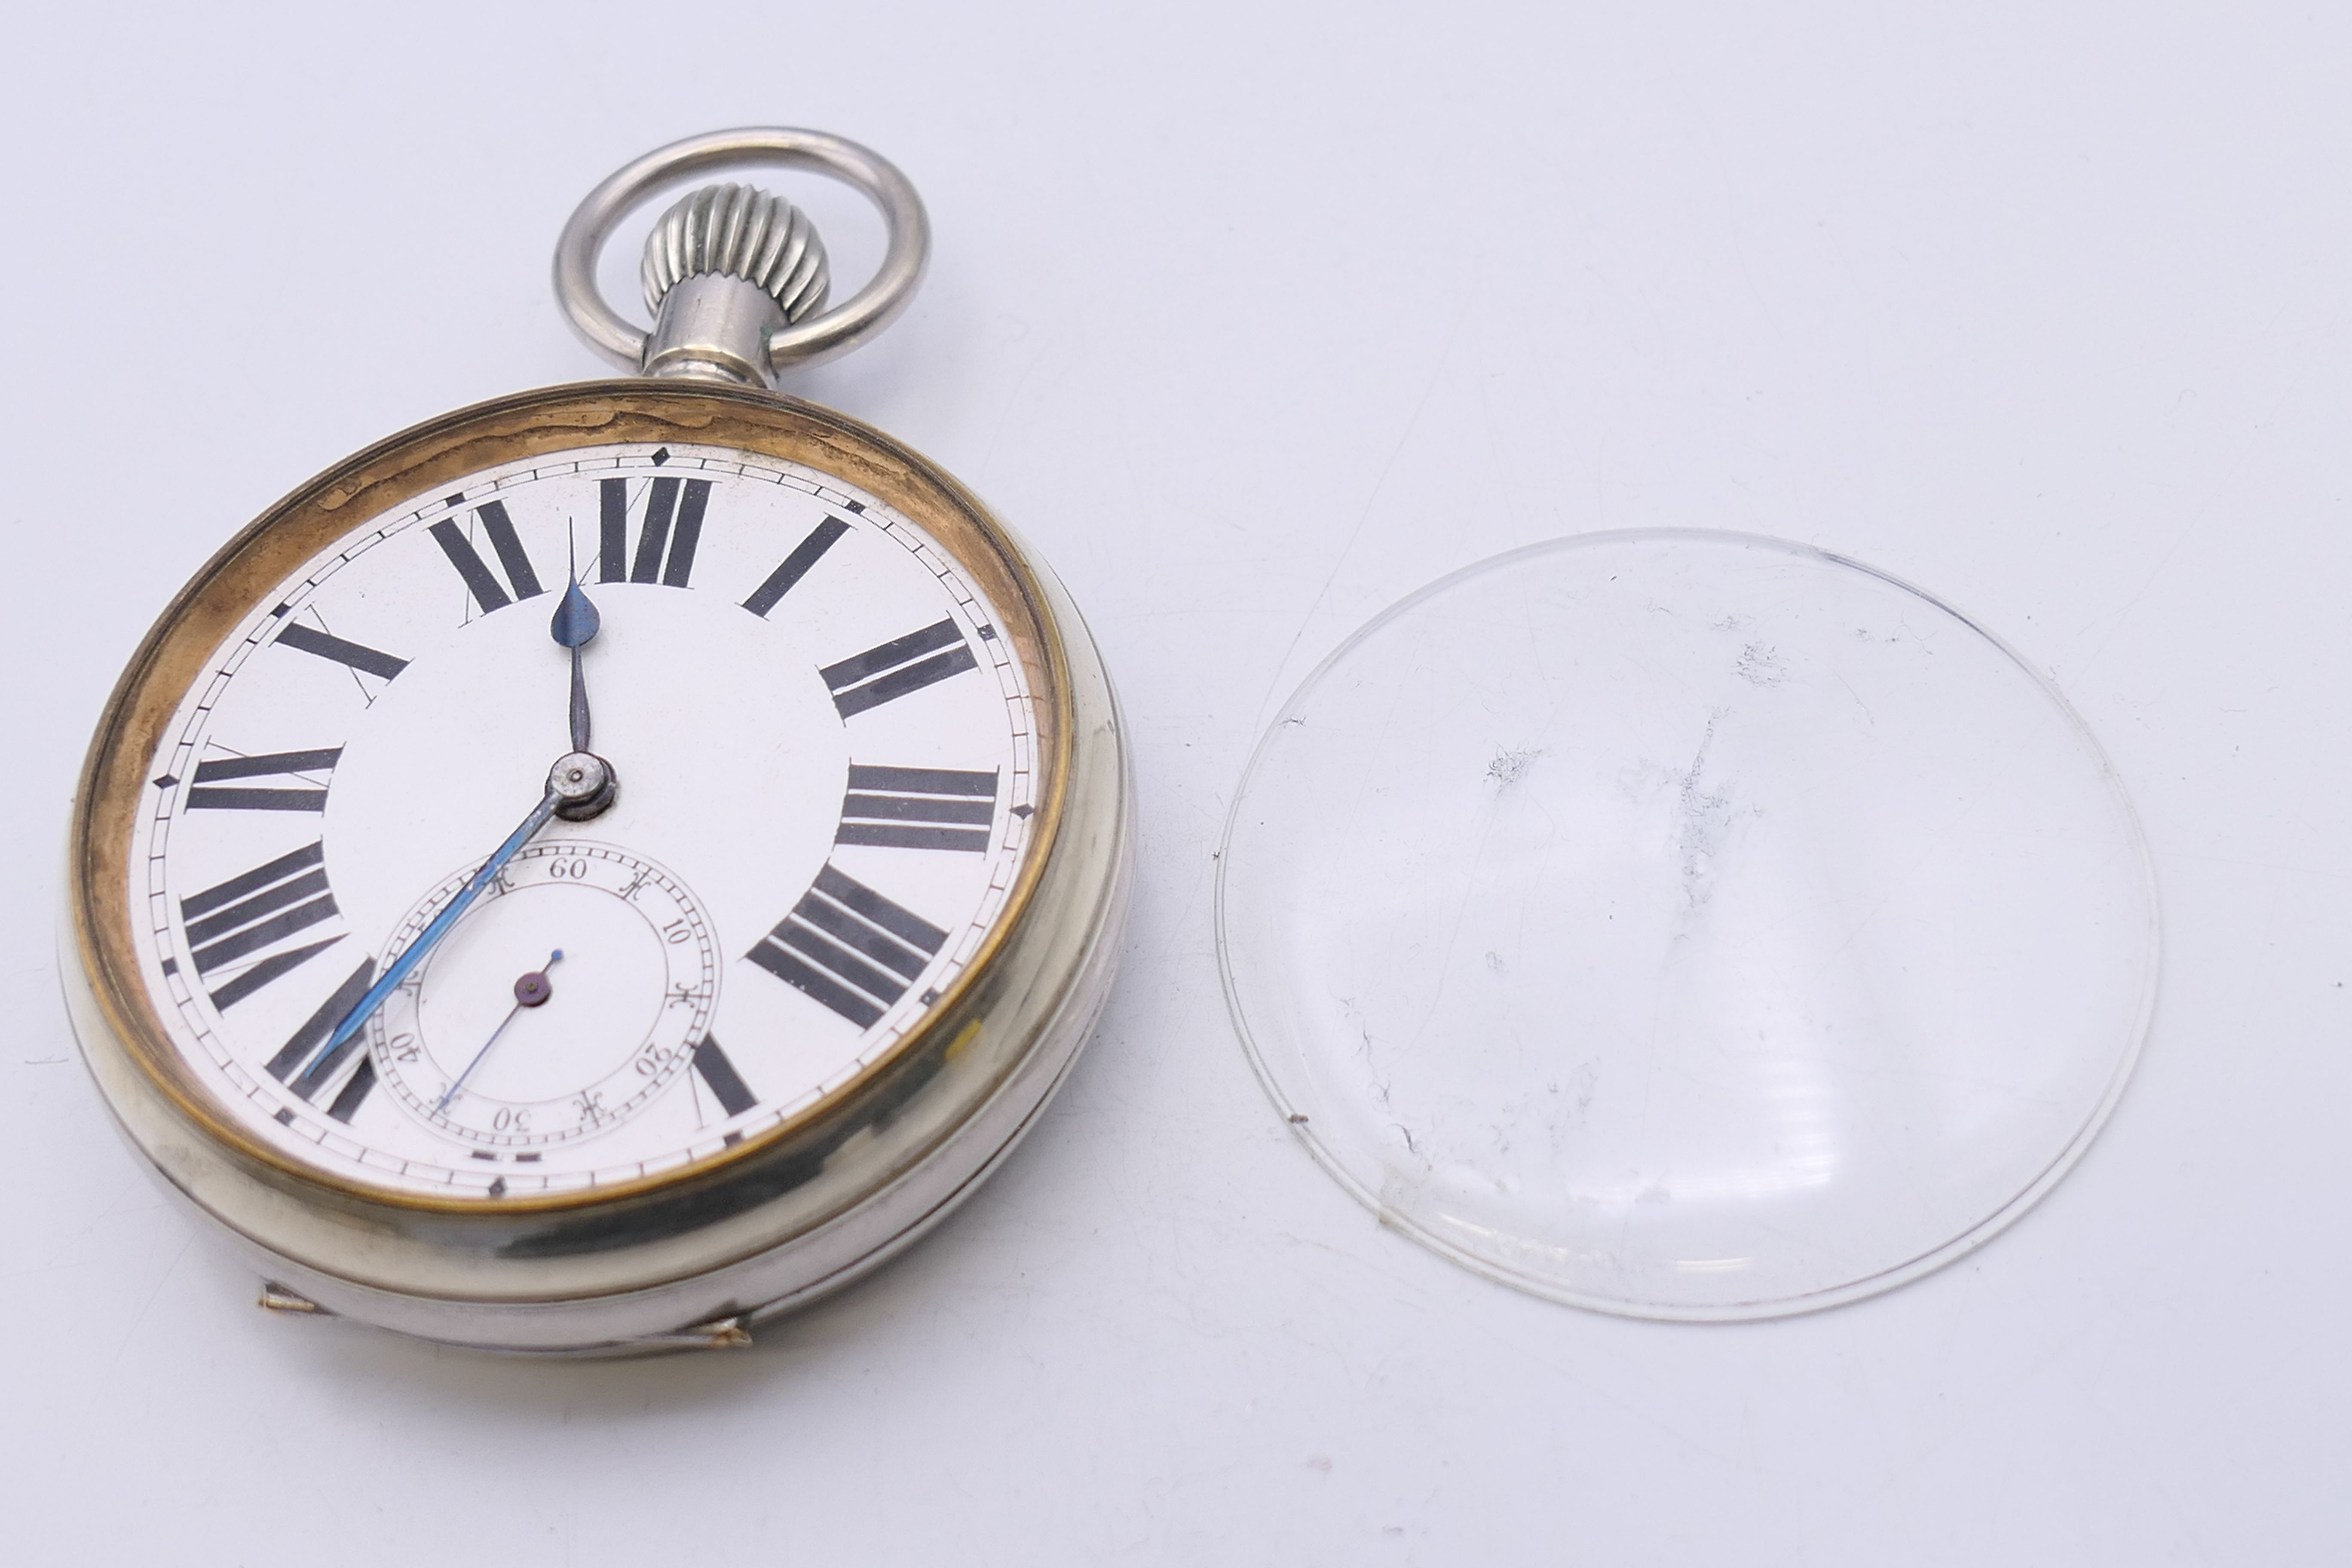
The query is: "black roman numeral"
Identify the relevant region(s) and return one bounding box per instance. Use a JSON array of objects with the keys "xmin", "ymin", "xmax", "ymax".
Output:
[
  {"xmin": 274, "ymin": 622, "xmax": 409, "ymax": 682},
  {"xmin": 836, "ymin": 765, "xmax": 997, "ymax": 853},
  {"xmin": 692, "ymin": 1035, "xmax": 758, "ymax": 1118},
  {"xmin": 741, "ymin": 516, "xmax": 850, "ymax": 617},
  {"xmin": 599, "ymin": 476, "xmax": 710, "ymax": 588},
  {"xmin": 429, "ymin": 500, "xmax": 544, "ymax": 615},
  {"xmin": 326, "ymin": 1057, "xmax": 377, "ymax": 1123},
  {"xmin": 820, "ymin": 620, "xmax": 979, "ymax": 718},
  {"xmin": 267, "ymin": 957, "xmax": 376, "ymax": 1098},
  {"xmin": 184, "ymin": 747, "xmax": 341, "ymax": 812},
  {"xmin": 179, "ymin": 842, "xmax": 341, "ymax": 1011},
  {"xmin": 744, "ymin": 864, "xmax": 949, "ymax": 1028}
]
